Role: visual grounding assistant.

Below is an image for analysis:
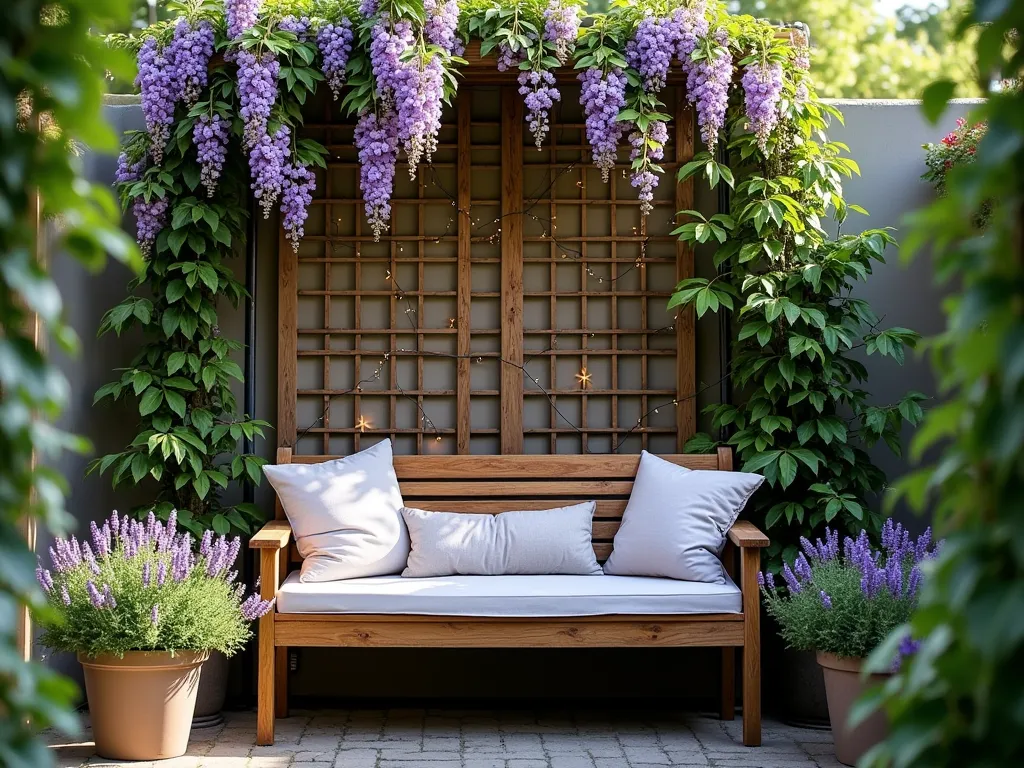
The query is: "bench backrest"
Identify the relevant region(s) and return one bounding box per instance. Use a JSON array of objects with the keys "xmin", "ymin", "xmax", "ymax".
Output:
[{"xmin": 274, "ymin": 447, "xmax": 733, "ymax": 563}]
